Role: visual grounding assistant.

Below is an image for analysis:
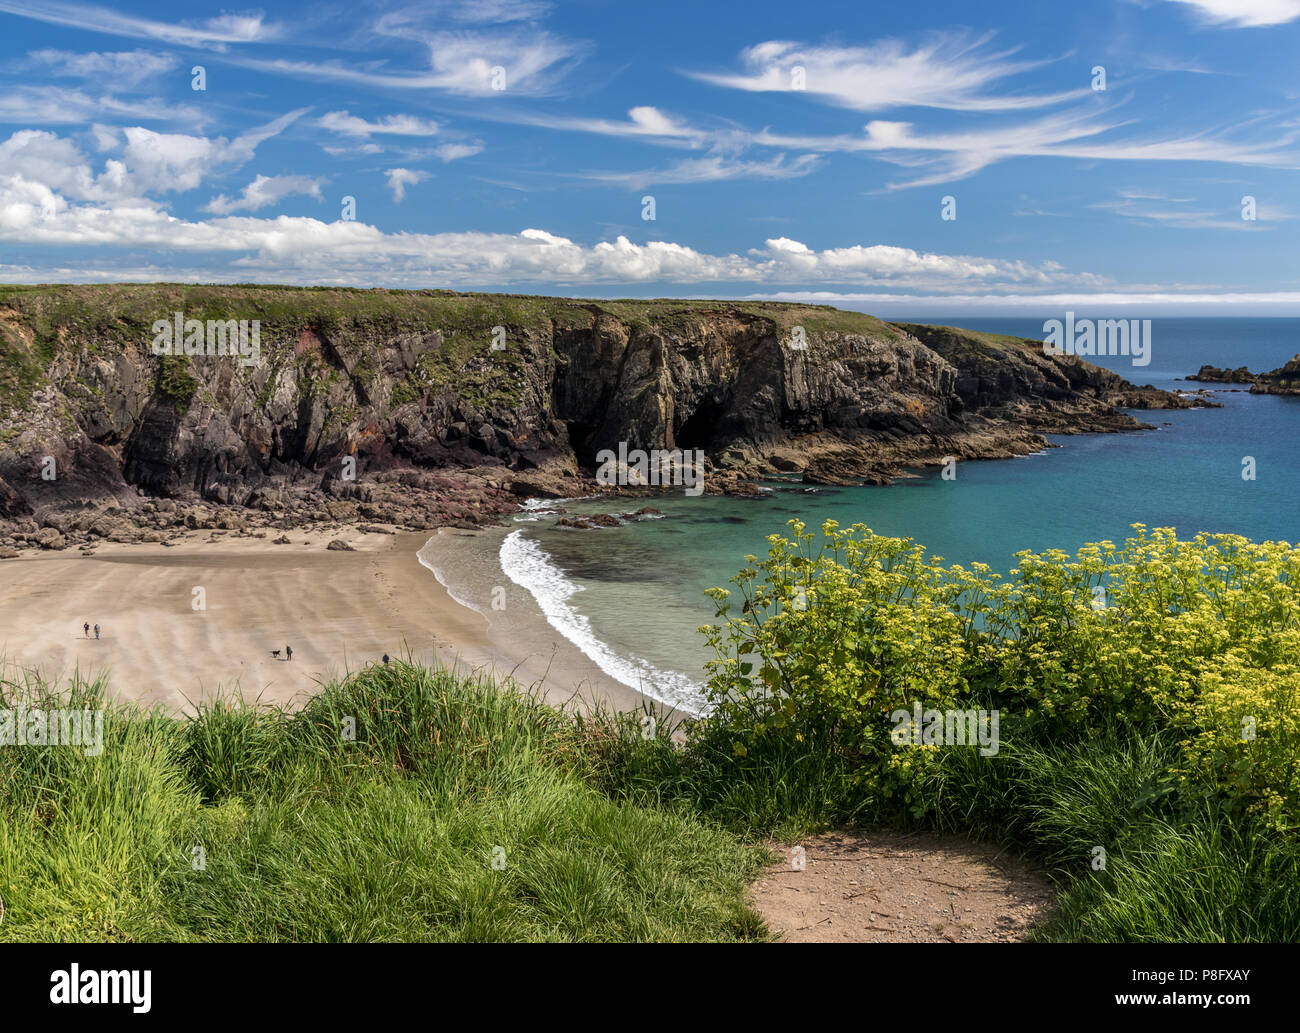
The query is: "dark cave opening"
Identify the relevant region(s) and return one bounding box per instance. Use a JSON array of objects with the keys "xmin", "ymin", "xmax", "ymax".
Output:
[{"xmin": 675, "ymin": 397, "xmax": 730, "ymax": 450}]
